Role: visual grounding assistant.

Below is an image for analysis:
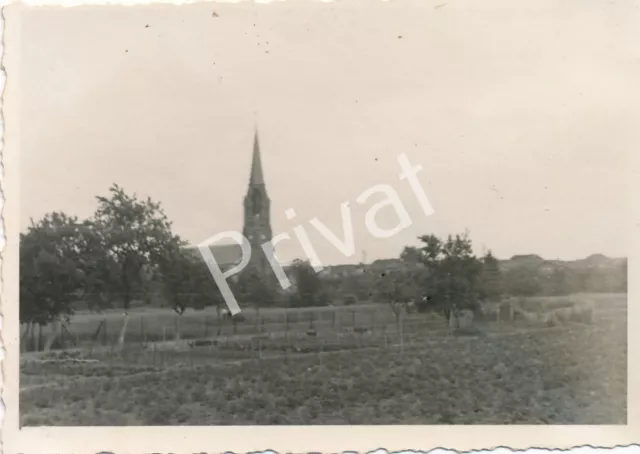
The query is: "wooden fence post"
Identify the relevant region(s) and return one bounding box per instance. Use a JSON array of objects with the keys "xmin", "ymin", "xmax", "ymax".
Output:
[
  {"xmin": 399, "ymin": 317, "xmax": 404, "ymax": 354},
  {"xmin": 174, "ymin": 315, "xmax": 181, "ymax": 341},
  {"xmin": 19, "ymin": 325, "xmax": 27, "ymax": 353},
  {"xmin": 37, "ymin": 324, "xmax": 43, "ymax": 351},
  {"xmin": 255, "ymin": 307, "xmax": 260, "ymax": 333}
]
